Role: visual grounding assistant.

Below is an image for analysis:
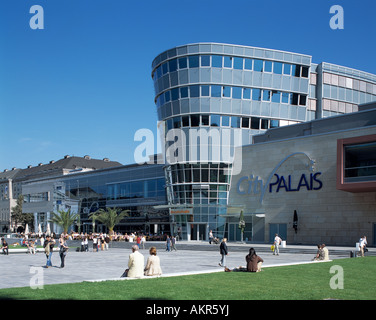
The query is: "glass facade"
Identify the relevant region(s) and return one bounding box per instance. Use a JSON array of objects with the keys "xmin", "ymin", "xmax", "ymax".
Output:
[{"xmin": 152, "ymin": 43, "xmax": 376, "ymax": 241}]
